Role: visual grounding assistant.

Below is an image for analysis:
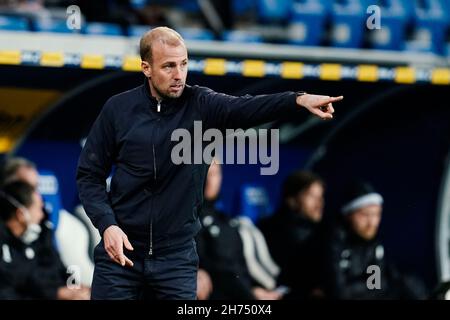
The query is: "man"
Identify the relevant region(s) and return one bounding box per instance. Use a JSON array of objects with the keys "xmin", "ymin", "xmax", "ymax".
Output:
[
  {"xmin": 258, "ymin": 171, "xmax": 326, "ymax": 299},
  {"xmin": 0, "ymin": 157, "xmax": 39, "ymax": 188},
  {"xmin": 76, "ymin": 26, "xmax": 343, "ymax": 300},
  {"xmin": 197, "ymin": 160, "xmax": 282, "ymax": 300},
  {"xmin": 0, "ymin": 157, "xmax": 95, "ymax": 288},
  {"xmin": 322, "ymin": 180, "xmax": 426, "ymax": 299},
  {"xmin": 0, "ymin": 181, "xmax": 90, "ymax": 299}
]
